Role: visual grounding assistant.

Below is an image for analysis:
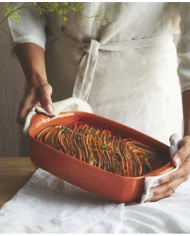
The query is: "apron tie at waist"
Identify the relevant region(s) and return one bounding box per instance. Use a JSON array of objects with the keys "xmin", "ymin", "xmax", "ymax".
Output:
[
  {"xmin": 73, "ymin": 39, "xmax": 100, "ymax": 101},
  {"xmin": 50, "ymin": 28, "xmax": 172, "ymax": 101}
]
